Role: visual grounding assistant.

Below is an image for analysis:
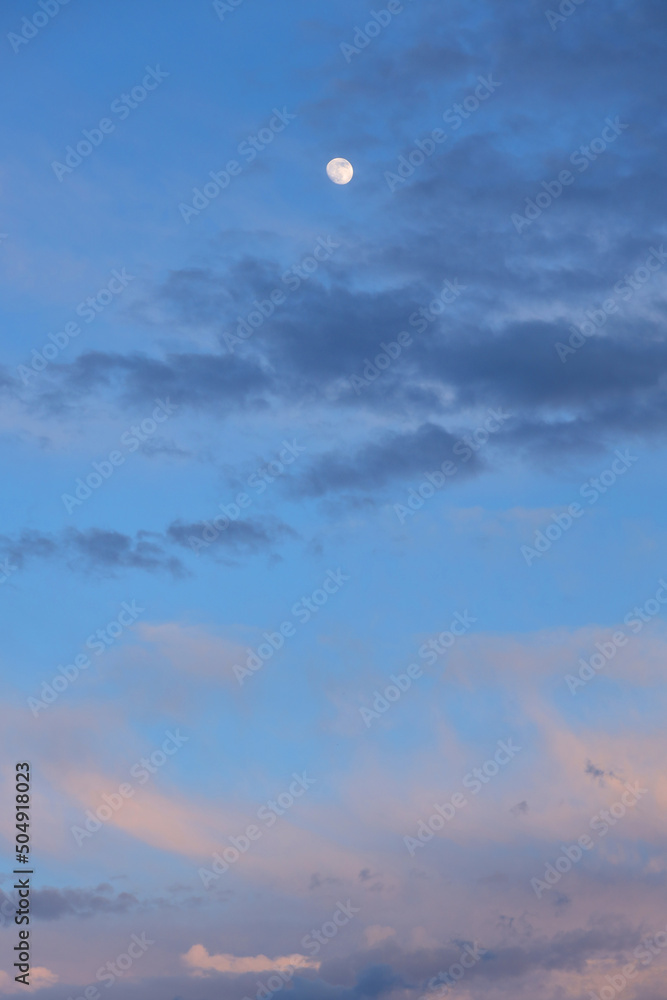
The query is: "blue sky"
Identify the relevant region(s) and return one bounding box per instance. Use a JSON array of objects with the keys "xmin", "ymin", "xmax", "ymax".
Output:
[{"xmin": 2, "ymin": 1, "xmax": 667, "ymax": 999}]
